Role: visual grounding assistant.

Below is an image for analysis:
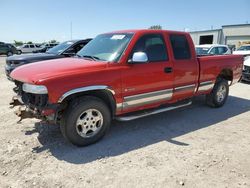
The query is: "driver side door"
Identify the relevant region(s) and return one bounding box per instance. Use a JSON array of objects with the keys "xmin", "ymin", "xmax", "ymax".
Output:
[{"xmin": 121, "ymin": 33, "xmax": 174, "ymax": 112}]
